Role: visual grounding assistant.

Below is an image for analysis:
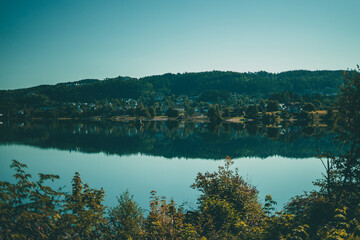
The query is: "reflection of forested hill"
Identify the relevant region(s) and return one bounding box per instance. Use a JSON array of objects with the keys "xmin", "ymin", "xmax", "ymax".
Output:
[
  {"xmin": 0, "ymin": 121, "xmax": 337, "ymax": 159},
  {"xmin": 0, "ymin": 70, "xmax": 343, "ymax": 102}
]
